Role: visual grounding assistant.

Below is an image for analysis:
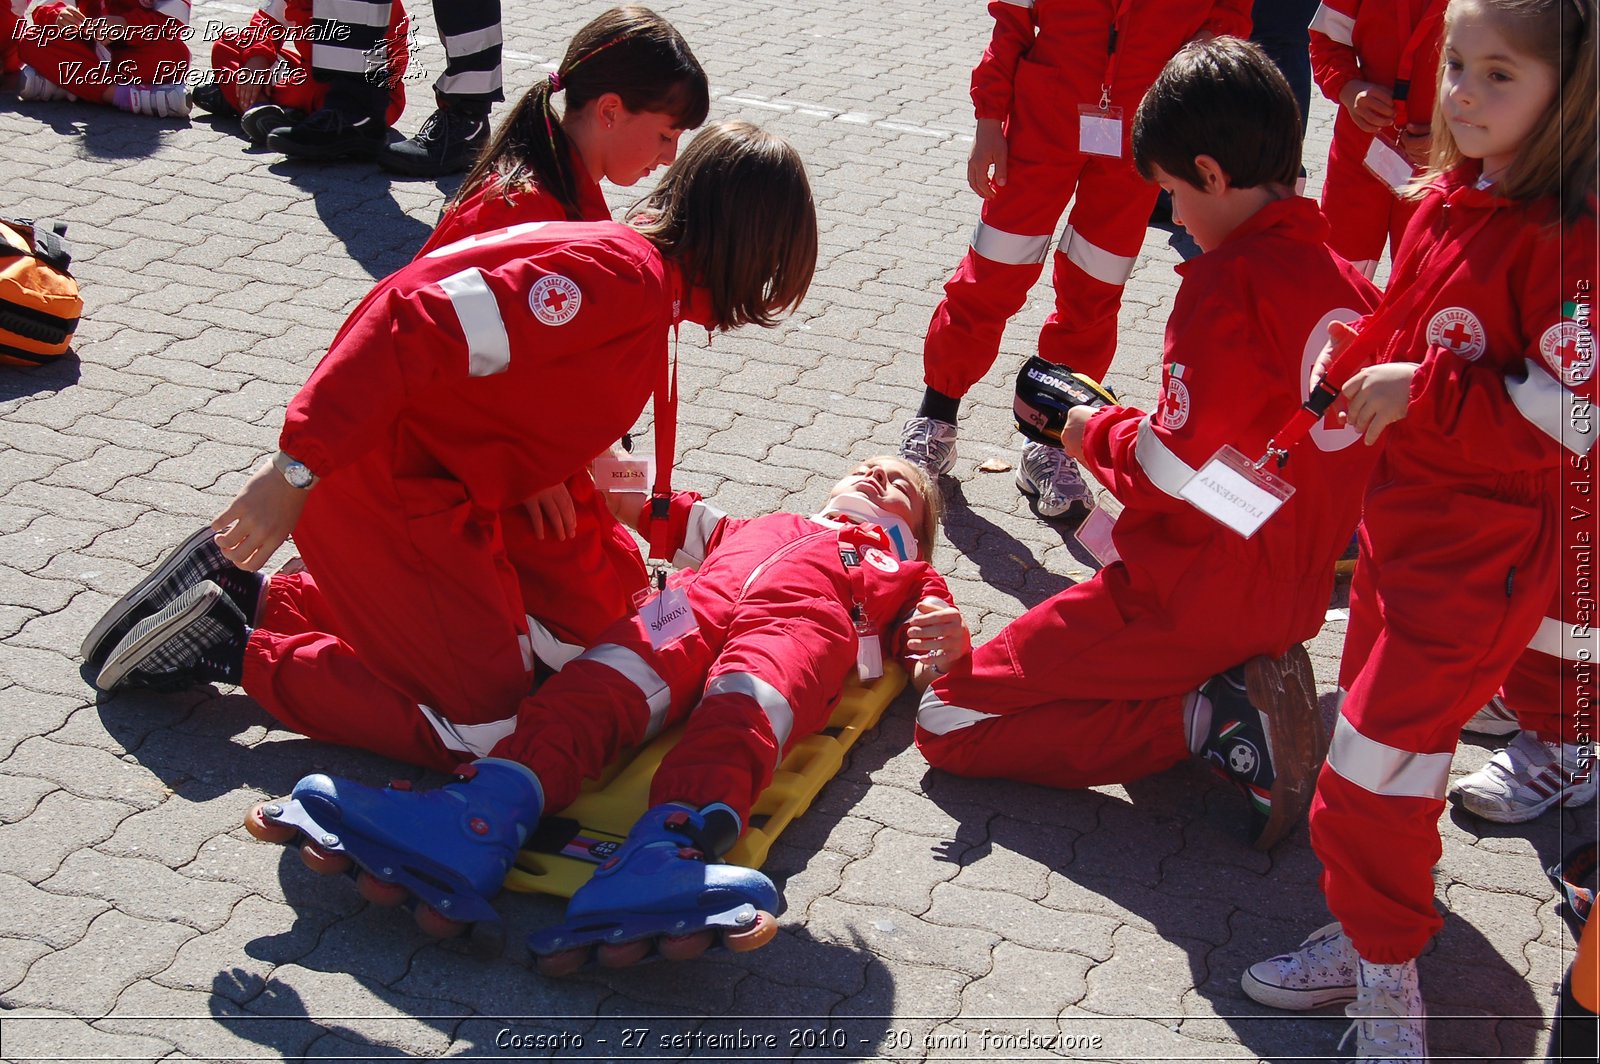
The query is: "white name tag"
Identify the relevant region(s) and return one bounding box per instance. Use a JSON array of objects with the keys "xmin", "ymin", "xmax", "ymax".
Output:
[
  {"xmin": 1078, "ymin": 105, "xmax": 1124, "ymax": 158},
  {"xmin": 1178, "ymin": 445, "xmax": 1294, "ymax": 538},
  {"xmin": 855, "ymin": 631, "xmax": 884, "ymax": 681},
  {"xmin": 637, "ymin": 586, "xmax": 698, "ymax": 650},
  {"xmin": 1363, "ymin": 136, "xmax": 1414, "ymax": 193},
  {"xmin": 1074, "ymin": 503, "xmax": 1122, "ymax": 566},
  {"xmin": 594, "ymin": 455, "xmax": 653, "ymax": 494}
]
